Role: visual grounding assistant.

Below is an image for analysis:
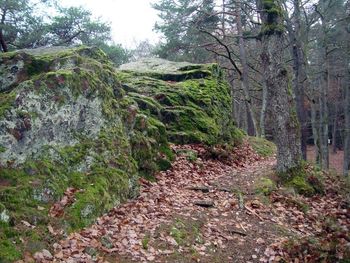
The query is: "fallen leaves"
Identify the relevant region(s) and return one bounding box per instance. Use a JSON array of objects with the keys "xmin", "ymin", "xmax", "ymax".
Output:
[
  {"xmin": 42, "ymin": 143, "xmax": 267, "ymax": 262},
  {"xmin": 36, "ymin": 142, "xmax": 349, "ymax": 262},
  {"xmin": 49, "ymin": 187, "xmax": 81, "ymax": 218}
]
